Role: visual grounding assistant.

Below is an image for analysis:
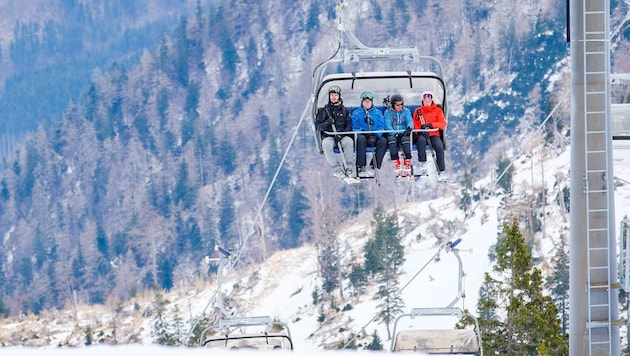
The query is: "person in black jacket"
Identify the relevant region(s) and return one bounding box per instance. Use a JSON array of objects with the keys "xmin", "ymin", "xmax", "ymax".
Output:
[{"xmin": 315, "ymin": 86, "xmax": 356, "ymax": 180}]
